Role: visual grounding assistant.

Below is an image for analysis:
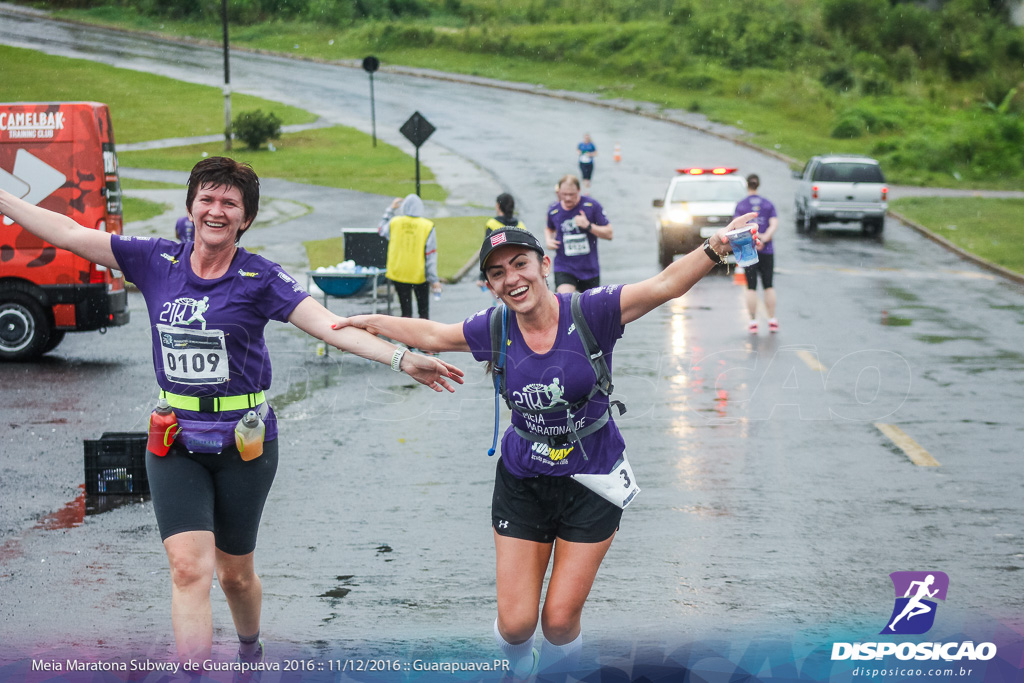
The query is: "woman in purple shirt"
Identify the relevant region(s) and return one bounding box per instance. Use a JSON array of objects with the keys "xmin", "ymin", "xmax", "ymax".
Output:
[
  {"xmin": 340, "ymin": 217, "xmax": 758, "ymax": 677},
  {"xmin": 0, "ymin": 157, "xmax": 462, "ymax": 670}
]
